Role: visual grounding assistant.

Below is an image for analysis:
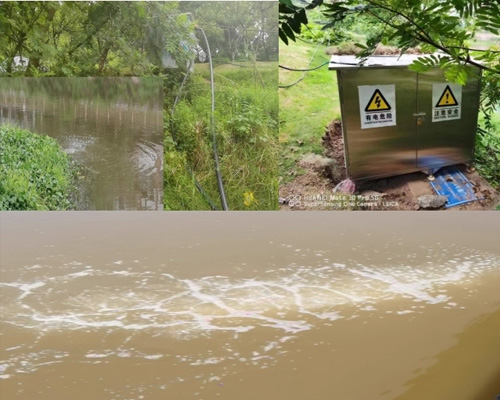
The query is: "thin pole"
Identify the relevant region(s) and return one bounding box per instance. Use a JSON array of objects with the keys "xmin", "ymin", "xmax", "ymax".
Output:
[{"xmin": 196, "ymin": 27, "xmax": 229, "ymax": 211}]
